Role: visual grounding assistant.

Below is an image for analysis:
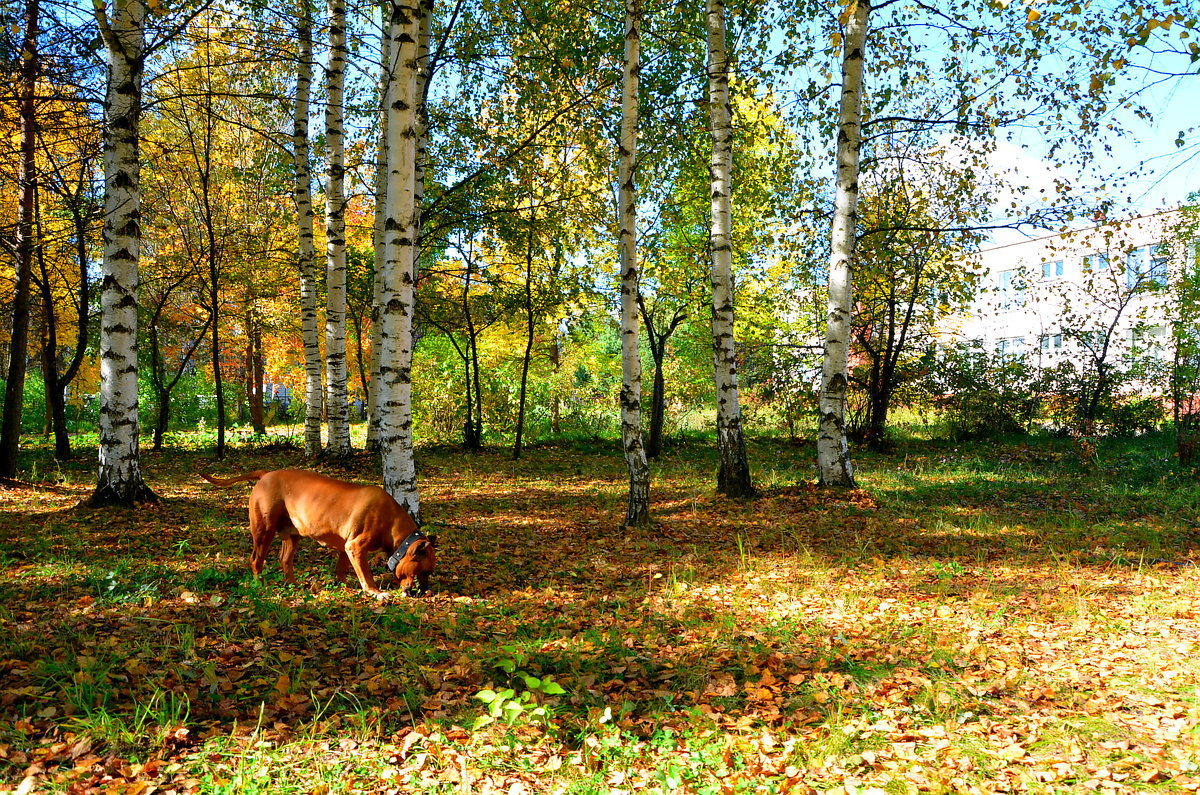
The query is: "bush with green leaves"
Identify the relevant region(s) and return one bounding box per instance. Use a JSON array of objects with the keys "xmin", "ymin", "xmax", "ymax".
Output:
[{"xmin": 919, "ymin": 343, "xmax": 1041, "ymax": 439}]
